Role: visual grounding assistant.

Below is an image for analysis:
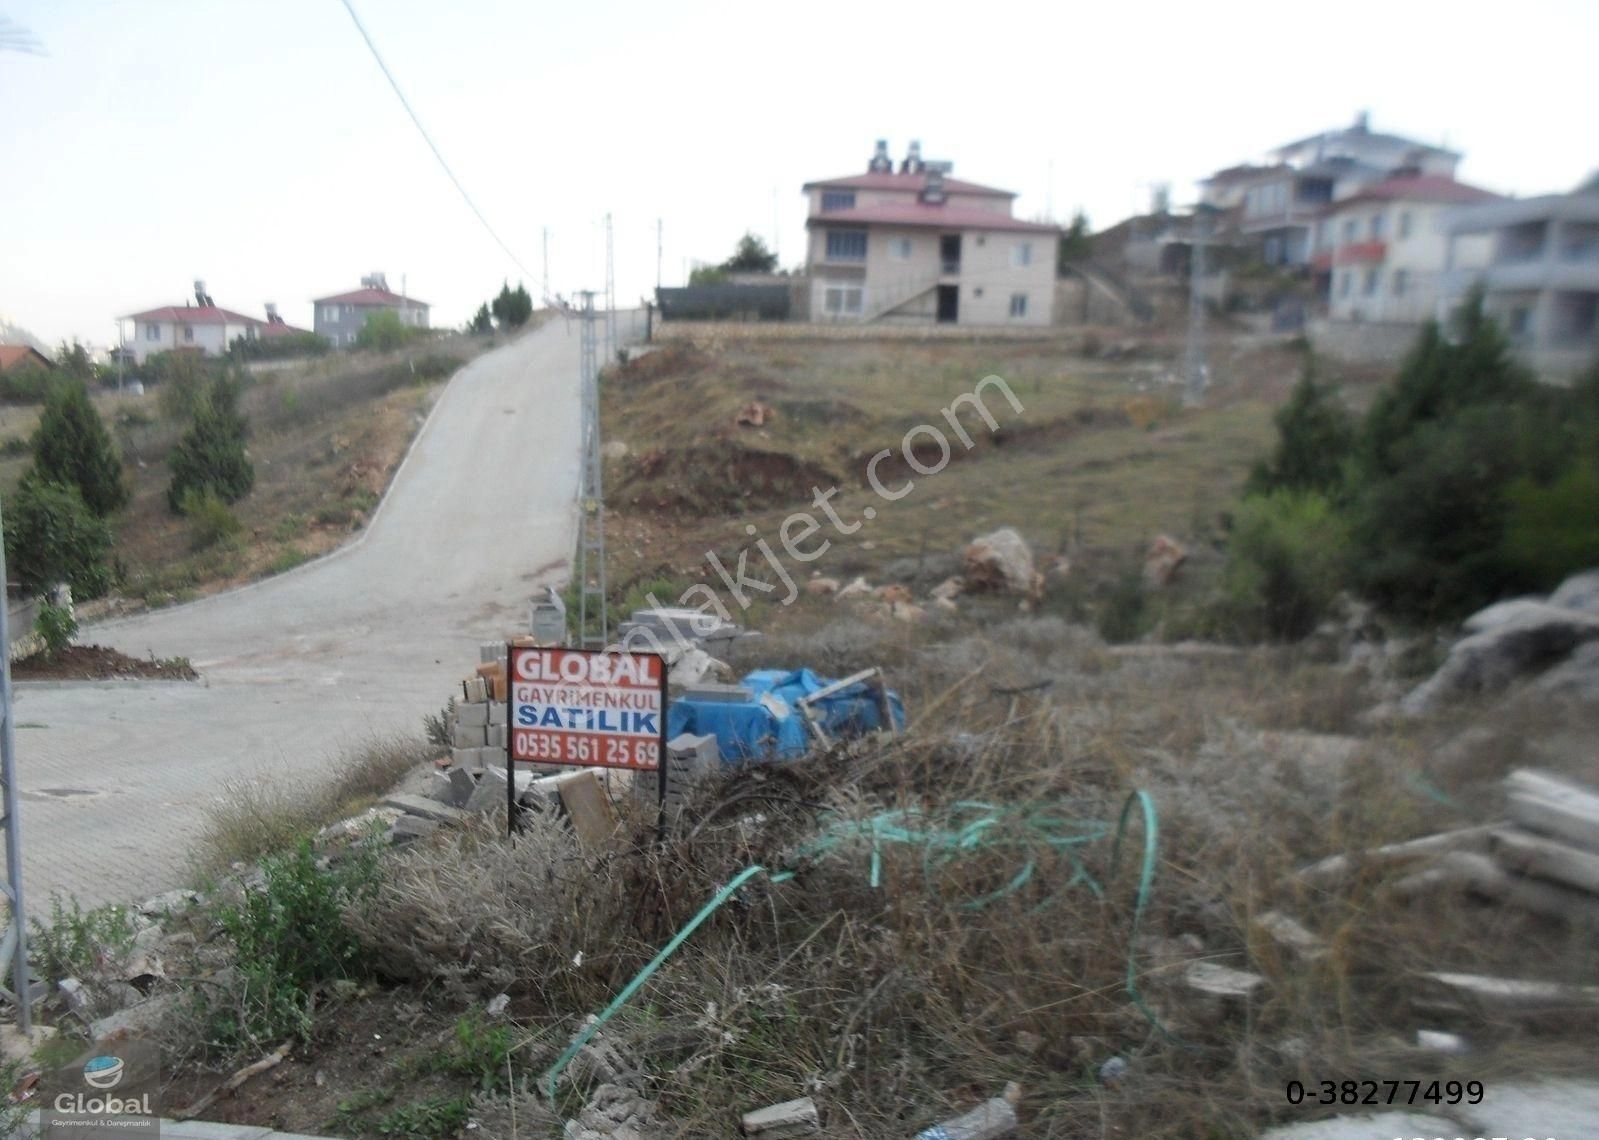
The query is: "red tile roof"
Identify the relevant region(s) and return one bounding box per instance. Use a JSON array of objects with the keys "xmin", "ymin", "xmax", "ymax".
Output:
[
  {"xmin": 803, "ymin": 171, "xmax": 1016, "ymax": 199},
  {"xmin": 312, "ymin": 286, "xmax": 429, "ymax": 307},
  {"xmin": 807, "ymin": 202, "xmax": 1059, "ymax": 234},
  {"xmin": 1329, "ymin": 174, "xmax": 1502, "ymax": 211},
  {"xmin": 122, "ymin": 304, "xmax": 263, "ymax": 326},
  {"xmin": 0, "ymin": 345, "xmax": 52, "ymax": 372},
  {"xmin": 260, "ymin": 320, "xmax": 313, "ymax": 338}
]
